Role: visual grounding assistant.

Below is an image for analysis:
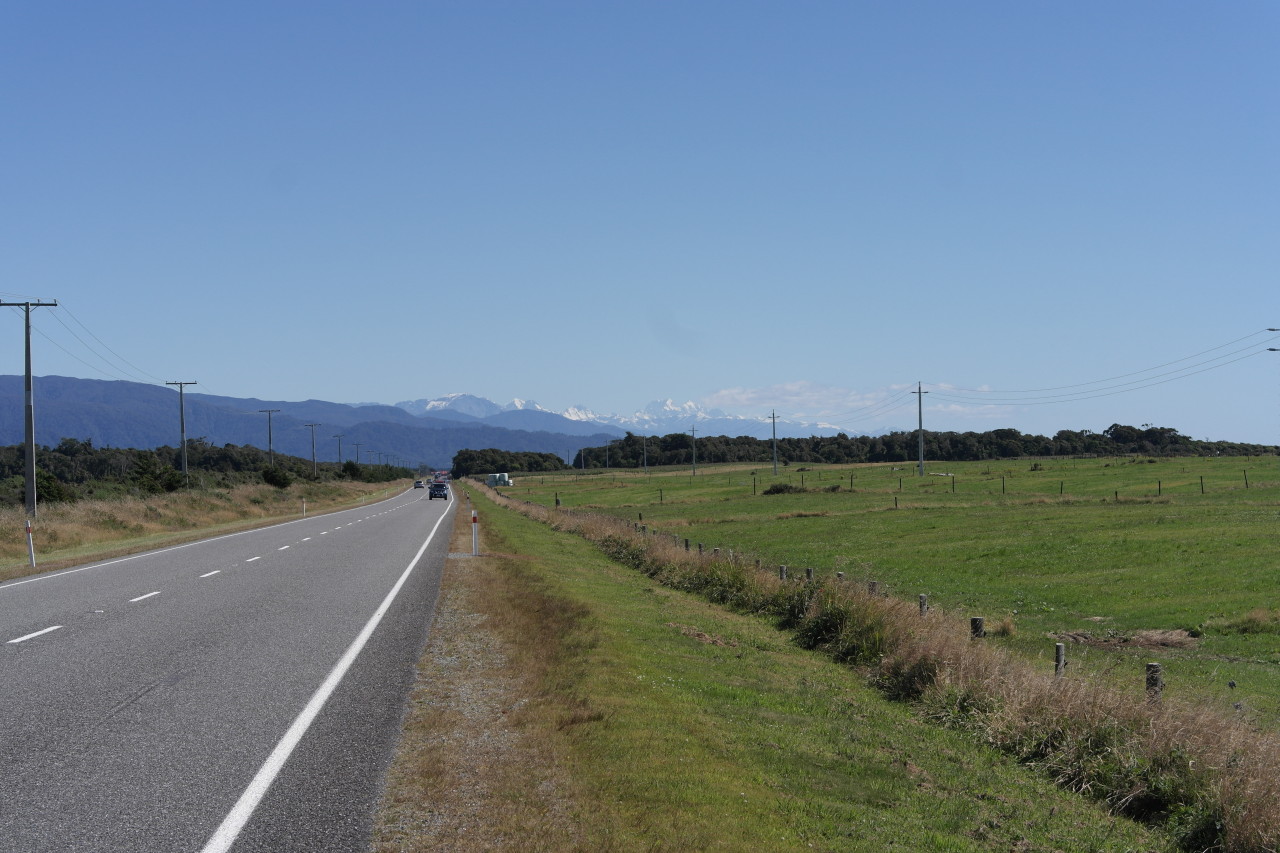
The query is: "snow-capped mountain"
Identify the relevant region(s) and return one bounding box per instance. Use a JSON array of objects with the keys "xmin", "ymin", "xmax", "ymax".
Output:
[
  {"xmin": 397, "ymin": 393, "xmax": 505, "ymax": 419},
  {"xmin": 395, "ymin": 394, "xmax": 843, "ymax": 439}
]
